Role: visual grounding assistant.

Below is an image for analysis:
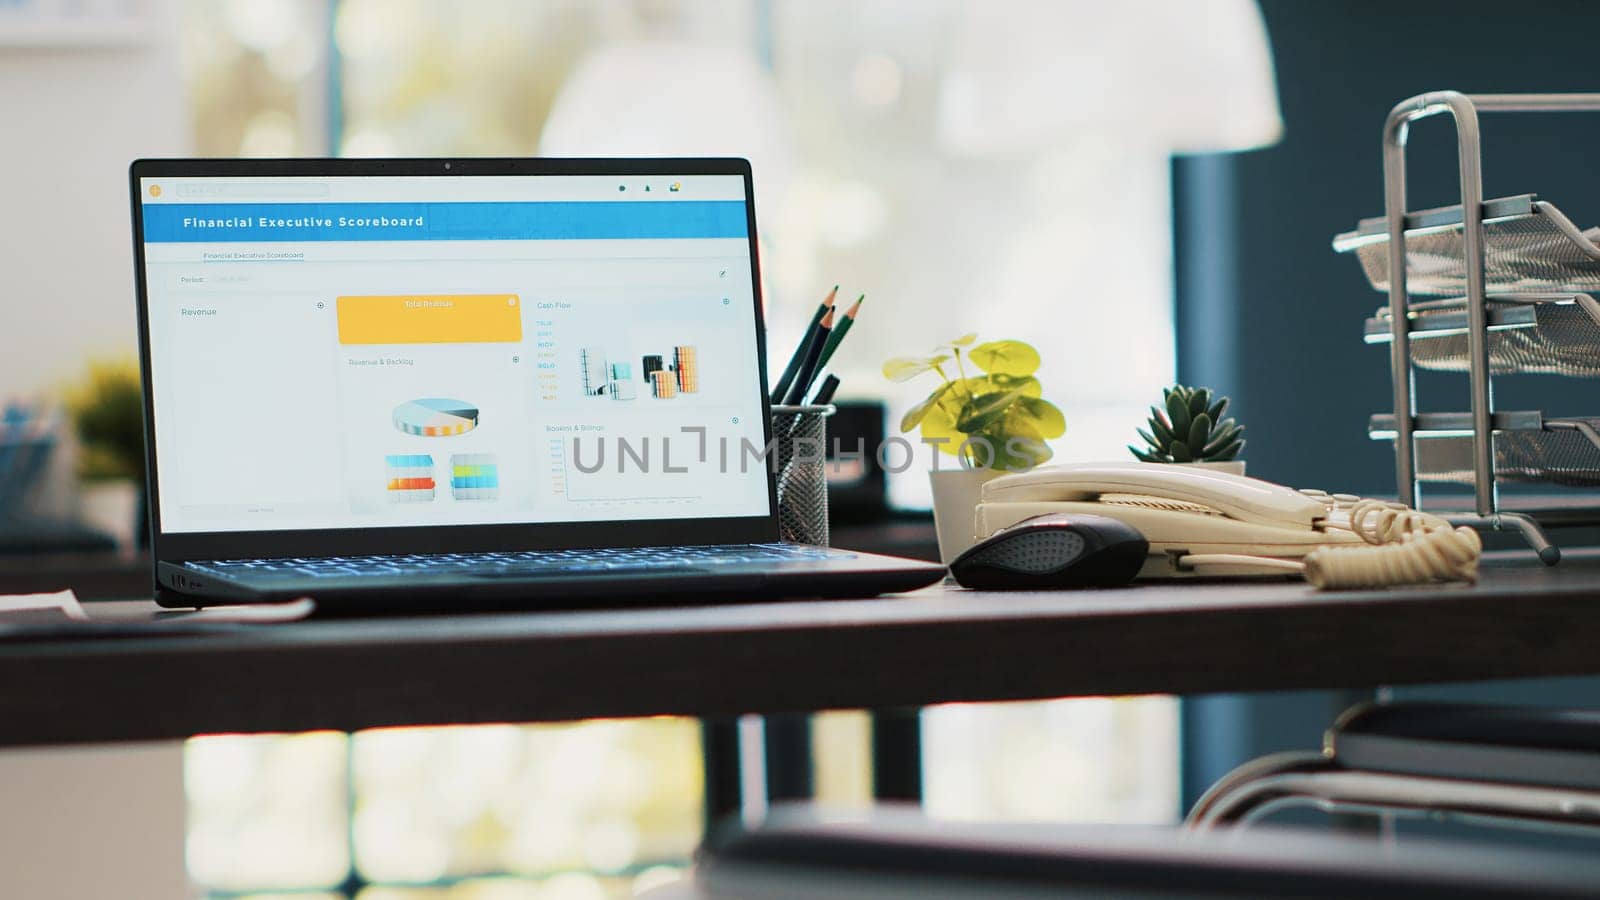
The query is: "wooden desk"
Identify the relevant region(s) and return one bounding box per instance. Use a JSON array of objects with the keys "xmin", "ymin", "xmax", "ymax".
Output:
[{"xmin": 3, "ymin": 548, "xmax": 1599, "ymax": 748}]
